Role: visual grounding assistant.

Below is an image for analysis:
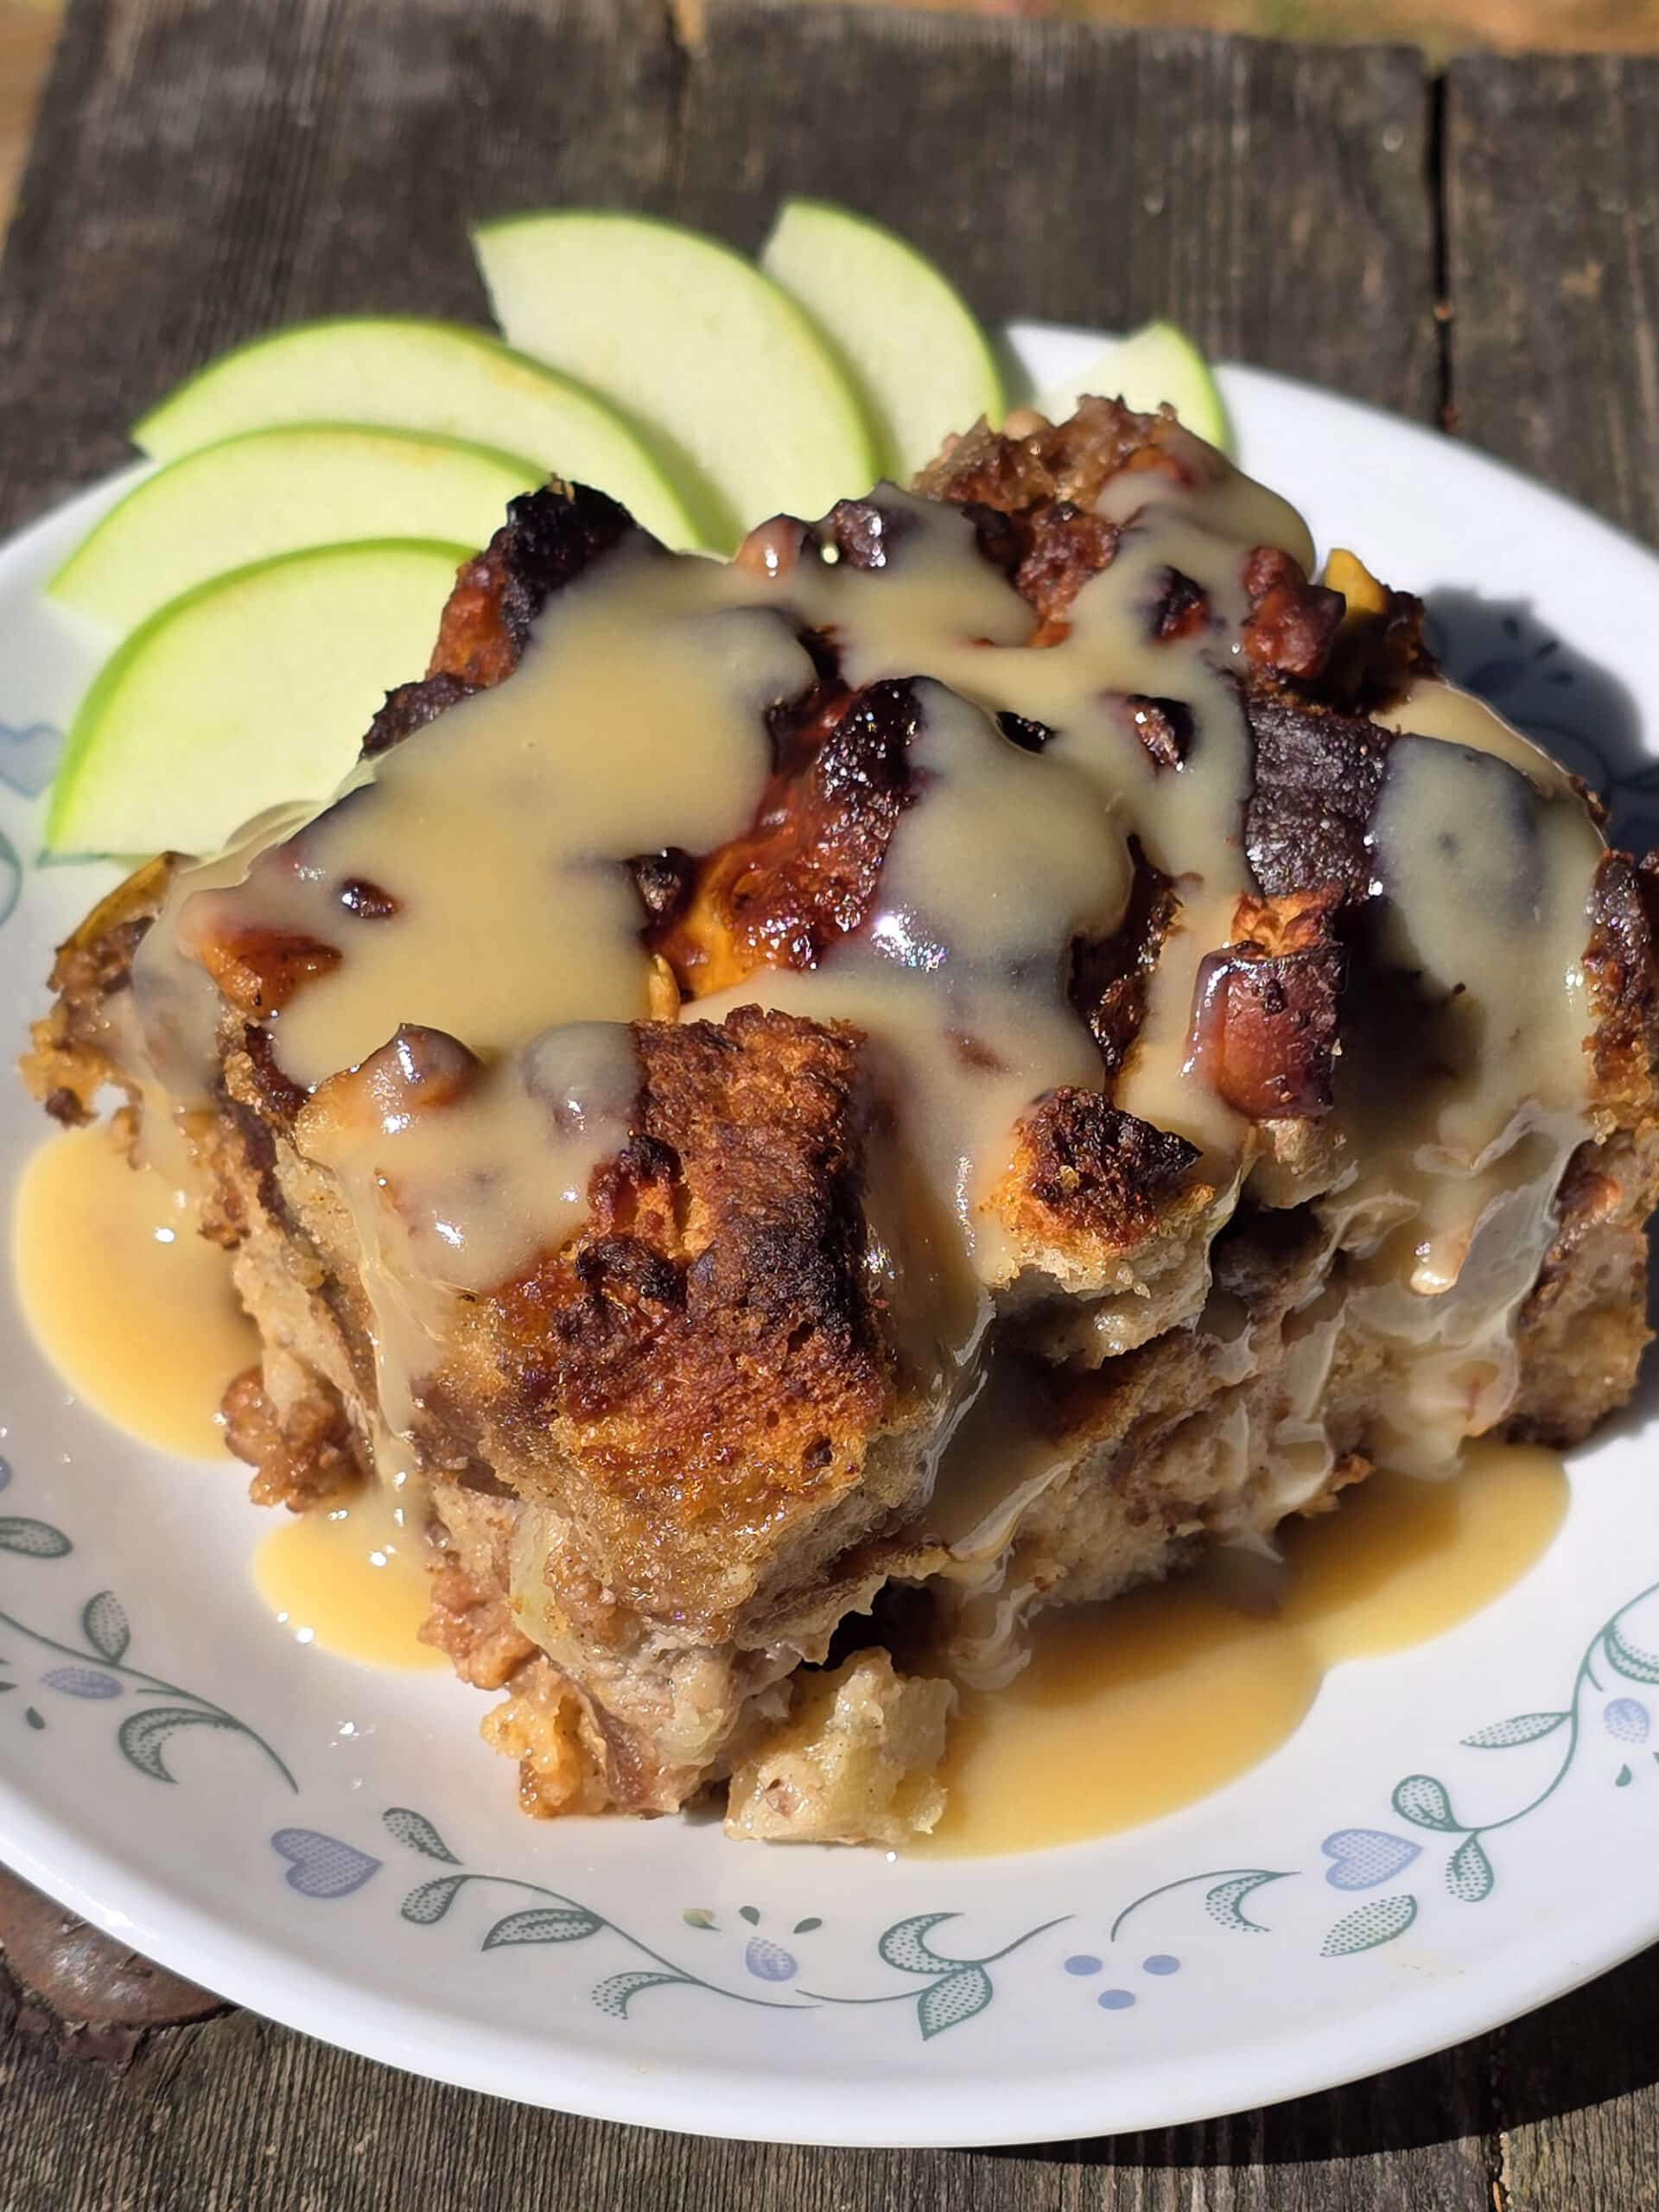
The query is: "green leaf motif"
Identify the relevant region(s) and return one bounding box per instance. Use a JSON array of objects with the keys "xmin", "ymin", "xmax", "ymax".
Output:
[
  {"xmin": 1204, "ymin": 1872, "xmax": 1291, "ymax": 1933},
  {"xmin": 738, "ymin": 1905, "xmax": 760, "ymax": 1926},
  {"xmin": 1617, "ymin": 1764, "xmax": 1634, "ymax": 1788},
  {"xmin": 1392, "ymin": 1774, "xmax": 1461, "ymax": 1832},
  {"xmin": 482, "ymin": 1906, "xmax": 602, "ymax": 1950},
  {"xmin": 792, "ymin": 1917, "xmax": 822, "ymax": 1936},
  {"xmin": 1445, "ymin": 1834, "xmax": 1495, "ymax": 1903},
  {"xmin": 878, "ymin": 1912, "xmax": 960, "ymax": 1976},
  {"xmin": 402, "ymin": 1875, "xmax": 467, "ymax": 1926},
  {"xmin": 81, "ymin": 1591, "xmax": 130, "ymax": 1663},
  {"xmin": 682, "ymin": 1908, "xmax": 717, "ymax": 1930},
  {"xmin": 382, "ymin": 1807, "xmax": 461, "ymax": 1865},
  {"xmin": 0, "ymin": 1517, "xmax": 71, "ymax": 1560},
  {"xmin": 1320, "ymin": 1892, "xmax": 1418, "ymax": 1957},
  {"xmin": 1461, "ymin": 1711, "xmax": 1569, "ymax": 1750},
  {"xmin": 118, "ymin": 1705, "xmax": 240, "ymax": 1783},
  {"xmin": 593, "ymin": 1969, "xmax": 689, "ymax": 2020},
  {"xmin": 1605, "ymin": 1620, "xmax": 1659, "ymax": 1686},
  {"xmin": 918, "ymin": 1964, "xmax": 994, "ymax": 2040}
]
